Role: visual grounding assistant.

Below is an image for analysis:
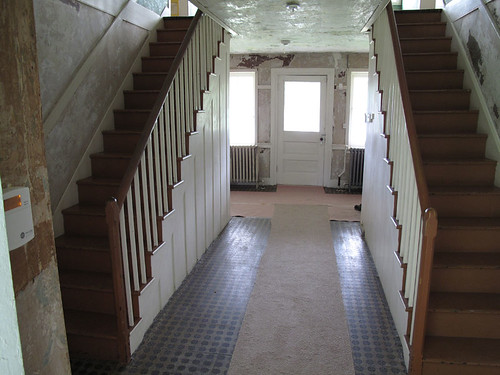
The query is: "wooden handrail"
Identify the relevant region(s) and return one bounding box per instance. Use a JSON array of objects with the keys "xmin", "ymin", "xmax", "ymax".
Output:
[
  {"xmin": 386, "ymin": 2, "xmax": 431, "ymax": 212},
  {"xmin": 115, "ymin": 10, "xmax": 202, "ymax": 208},
  {"xmin": 409, "ymin": 208, "xmax": 438, "ymax": 374}
]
